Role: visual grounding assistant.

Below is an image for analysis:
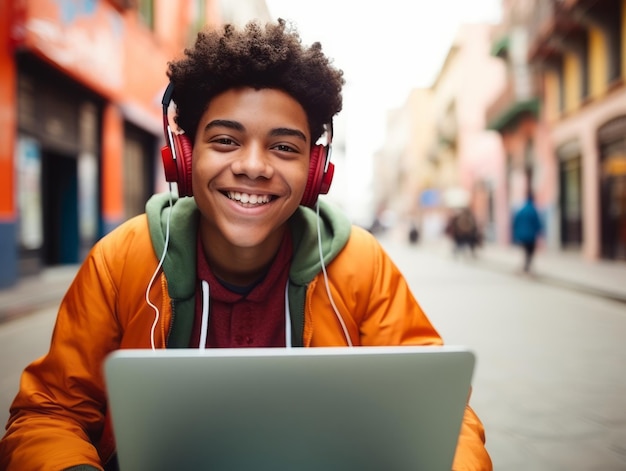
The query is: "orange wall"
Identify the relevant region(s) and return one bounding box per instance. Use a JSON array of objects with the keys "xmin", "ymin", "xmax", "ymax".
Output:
[
  {"xmin": 17, "ymin": 0, "xmax": 125, "ymax": 100},
  {"xmin": 102, "ymin": 104, "xmax": 124, "ymax": 221},
  {"xmin": 11, "ymin": 0, "xmax": 224, "ymax": 225},
  {"xmin": 122, "ymin": 19, "xmax": 171, "ymax": 121},
  {"xmin": 0, "ymin": 0, "xmax": 17, "ymax": 220},
  {"xmin": 14, "ymin": 0, "xmax": 212, "ymax": 128}
]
